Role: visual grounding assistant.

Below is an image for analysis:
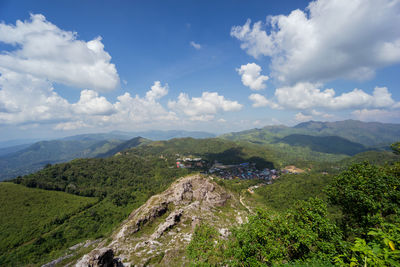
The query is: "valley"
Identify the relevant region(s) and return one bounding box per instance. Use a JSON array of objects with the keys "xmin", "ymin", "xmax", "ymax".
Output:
[{"xmin": 0, "ymin": 120, "xmax": 399, "ymax": 266}]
